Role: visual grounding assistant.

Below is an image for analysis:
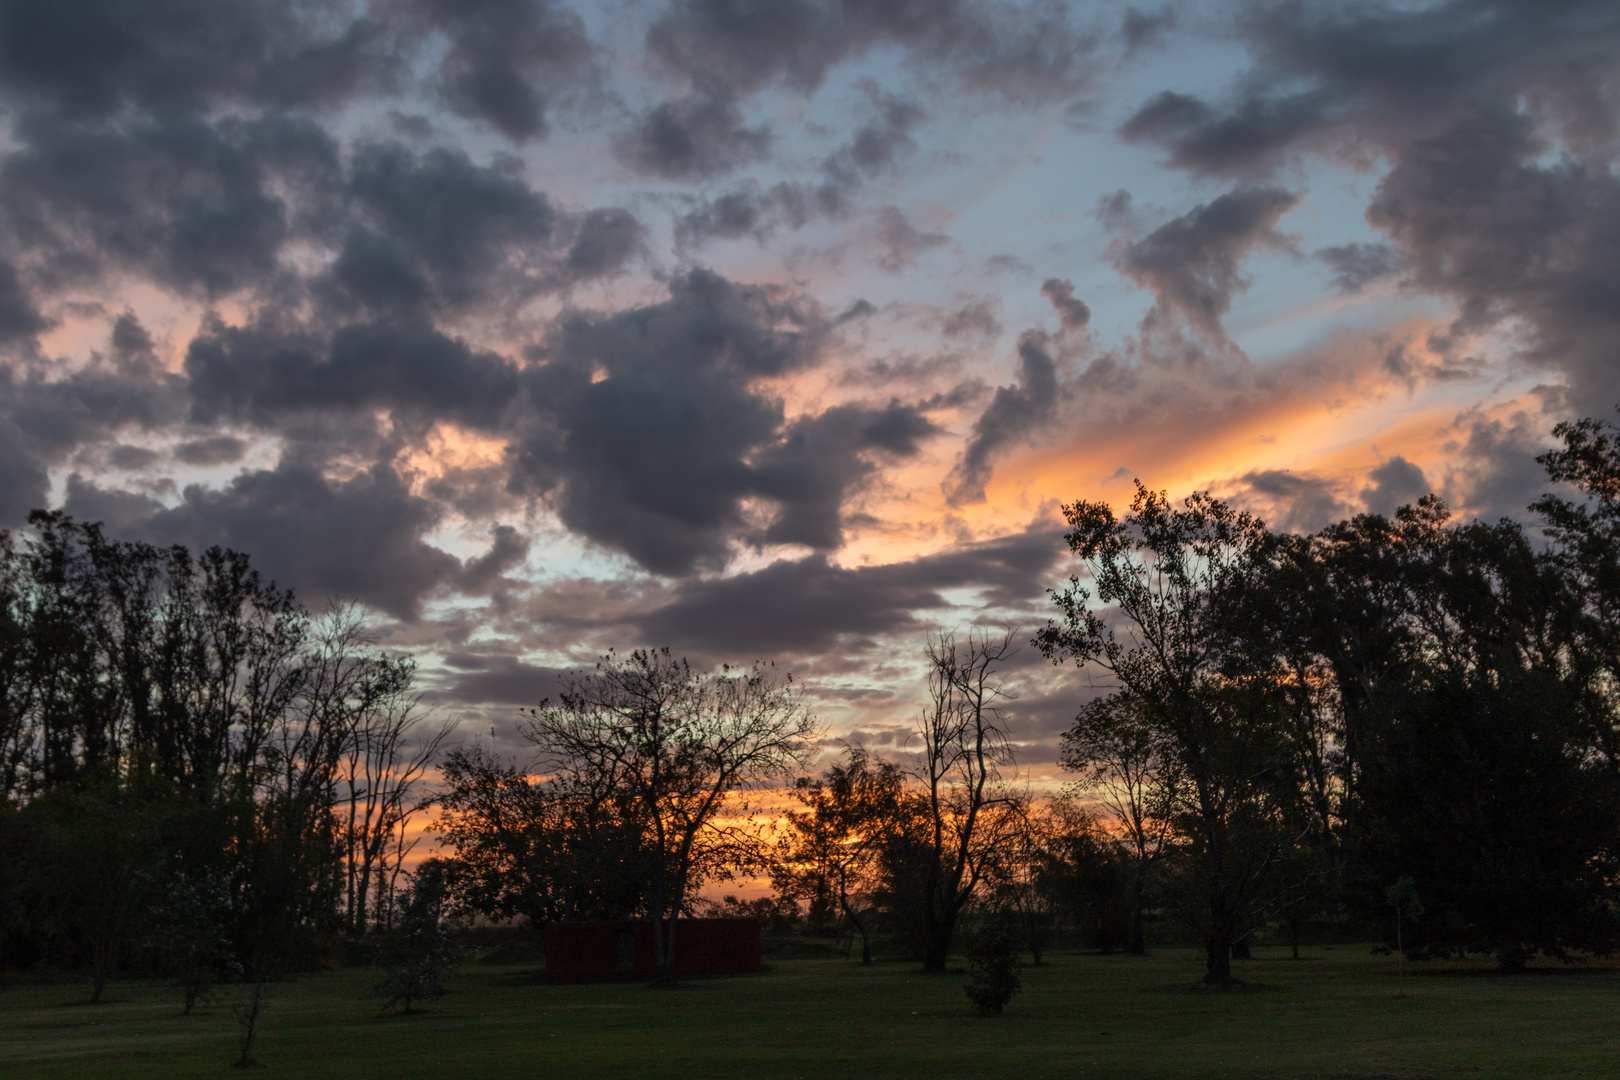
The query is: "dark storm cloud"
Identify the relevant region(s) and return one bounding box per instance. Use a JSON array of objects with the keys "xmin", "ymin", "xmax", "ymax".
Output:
[
  {"xmin": 638, "ymin": 524, "xmax": 1064, "ymax": 654},
  {"xmin": 944, "ymin": 332, "xmax": 1061, "ymax": 507},
  {"xmin": 129, "ymin": 459, "xmax": 459, "ymax": 621},
  {"xmin": 412, "ymin": 0, "xmax": 597, "ymax": 143},
  {"xmin": 2, "ymin": 112, "xmax": 341, "ymax": 297},
  {"xmin": 613, "ymin": 88, "xmax": 772, "ymax": 180},
  {"xmin": 1040, "ymin": 277, "xmax": 1091, "ymax": 332},
  {"xmin": 185, "ymin": 316, "xmax": 520, "ymax": 431},
  {"xmin": 1114, "ymin": 186, "xmax": 1300, "ymax": 337},
  {"xmin": 645, "ymin": 0, "xmax": 1099, "ymax": 105},
  {"xmin": 0, "ymin": 0, "xmax": 390, "ymax": 118},
  {"xmin": 1361, "ymin": 455, "xmax": 1429, "ymax": 518},
  {"xmin": 513, "ymin": 269, "xmax": 940, "ymax": 576}
]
